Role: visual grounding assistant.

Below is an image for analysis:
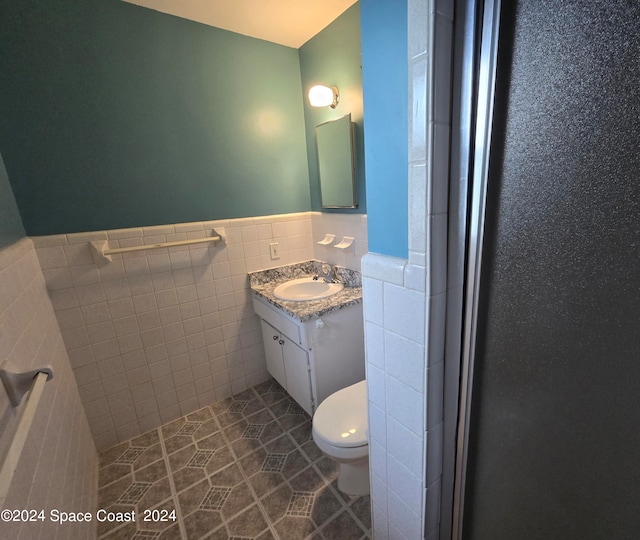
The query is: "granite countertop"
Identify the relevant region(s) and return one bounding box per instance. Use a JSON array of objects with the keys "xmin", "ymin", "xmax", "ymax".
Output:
[{"xmin": 248, "ymin": 260, "xmax": 362, "ymax": 322}]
